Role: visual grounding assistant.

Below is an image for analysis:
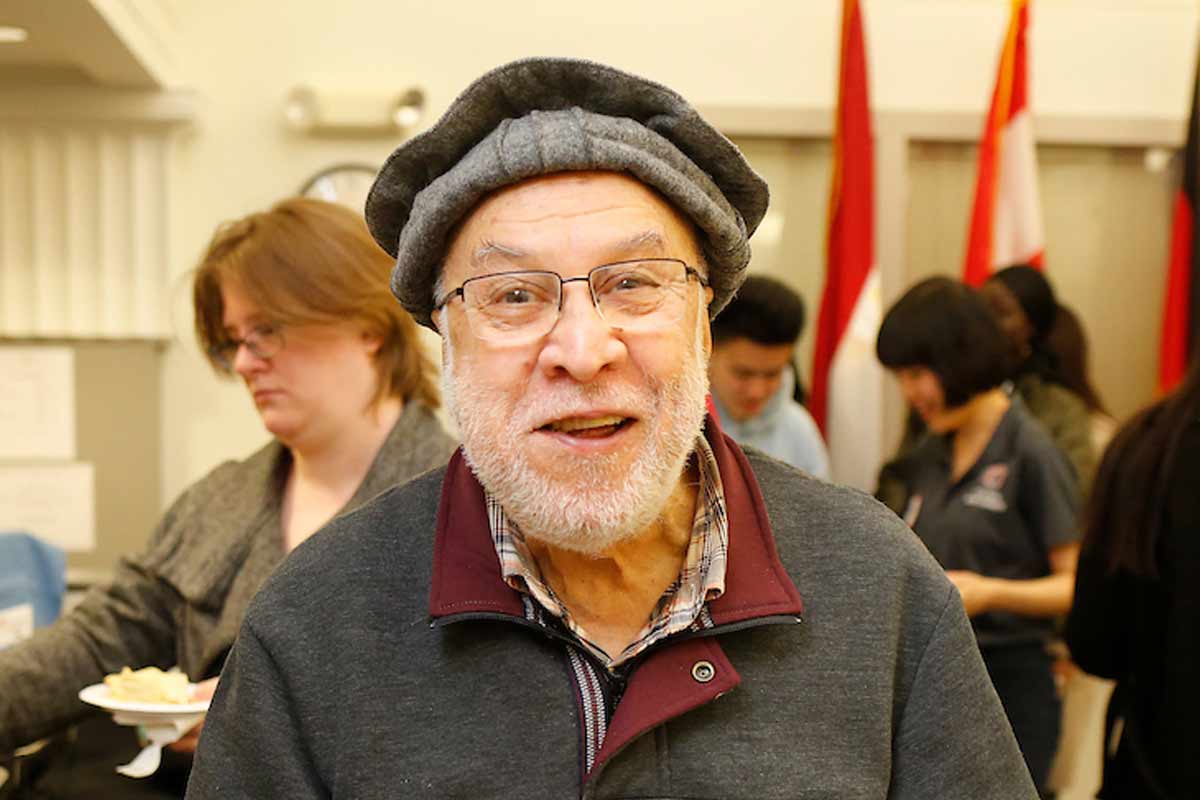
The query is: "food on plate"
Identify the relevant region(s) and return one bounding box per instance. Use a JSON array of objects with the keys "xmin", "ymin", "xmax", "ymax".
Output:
[{"xmin": 103, "ymin": 666, "xmax": 192, "ymax": 705}]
